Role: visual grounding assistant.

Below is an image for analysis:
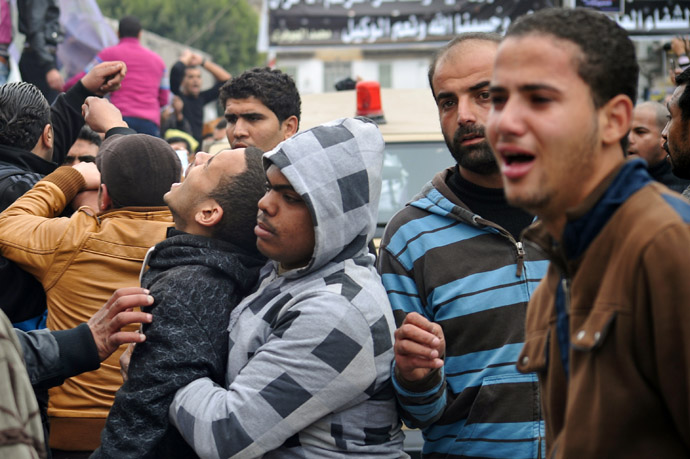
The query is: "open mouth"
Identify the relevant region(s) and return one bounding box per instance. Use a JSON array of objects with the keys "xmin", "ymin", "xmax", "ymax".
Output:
[
  {"xmin": 503, "ymin": 152, "xmax": 535, "ymax": 165},
  {"xmin": 498, "ymin": 147, "xmax": 536, "ymax": 180}
]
